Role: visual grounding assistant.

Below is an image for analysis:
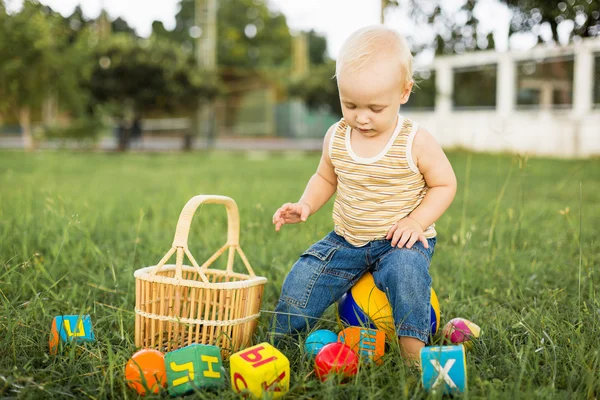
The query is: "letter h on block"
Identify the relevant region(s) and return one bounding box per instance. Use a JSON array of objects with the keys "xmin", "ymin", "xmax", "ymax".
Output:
[
  {"xmin": 338, "ymin": 327, "xmax": 385, "ymax": 364},
  {"xmin": 421, "ymin": 345, "xmax": 467, "ymax": 394},
  {"xmin": 230, "ymin": 342, "xmax": 290, "ymax": 399},
  {"xmin": 49, "ymin": 315, "xmax": 95, "ymax": 355},
  {"xmin": 165, "ymin": 344, "xmax": 224, "ymax": 396}
]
